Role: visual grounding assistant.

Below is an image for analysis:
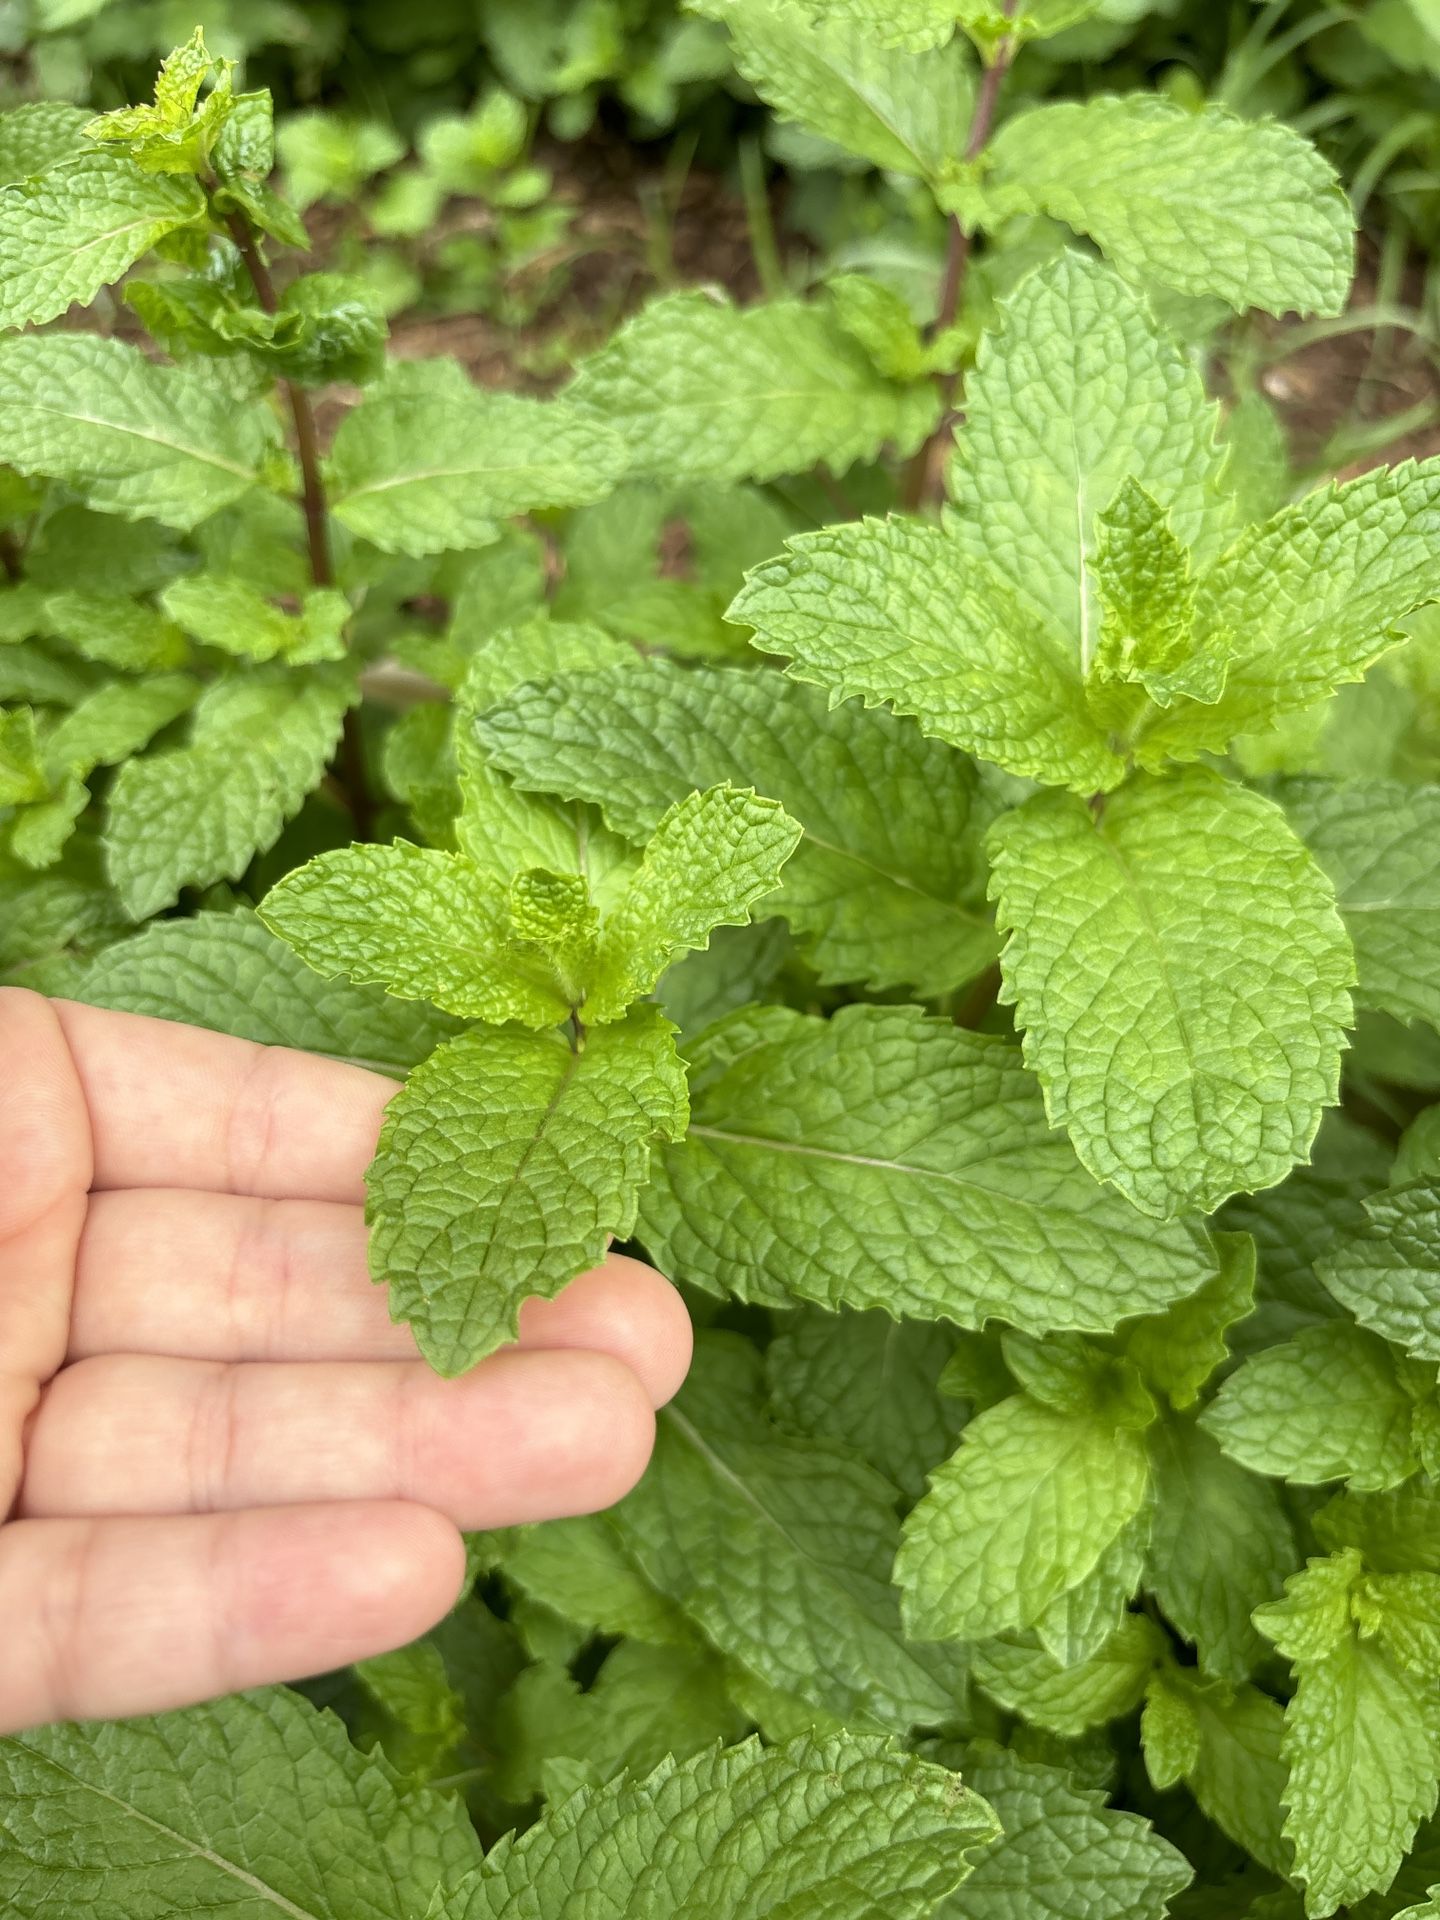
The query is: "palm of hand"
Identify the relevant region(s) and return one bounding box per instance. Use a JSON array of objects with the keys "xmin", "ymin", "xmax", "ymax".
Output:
[{"xmin": 0, "ymin": 989, "xmax": 689, "ymax": 1734}]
